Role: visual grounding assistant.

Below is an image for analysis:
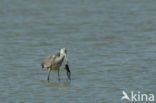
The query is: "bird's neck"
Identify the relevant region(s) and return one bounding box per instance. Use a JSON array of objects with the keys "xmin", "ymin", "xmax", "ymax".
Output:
[
  {"xmin": 57, "ymin": 54, "xmax": 65, "ymax": 64},
  {"xmin": 60, "ymin": 54, "xmax": 65, "ymax": 59}
]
